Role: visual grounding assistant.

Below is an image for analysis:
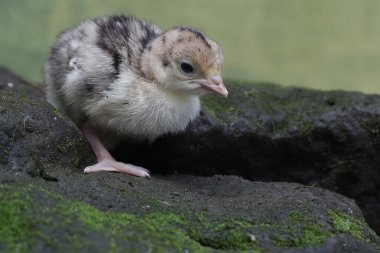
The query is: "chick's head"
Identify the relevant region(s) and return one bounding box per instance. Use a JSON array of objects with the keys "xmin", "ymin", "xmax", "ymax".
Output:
[{"xmin": 145, "ymin": 27, "xmax": 228, "ymax": 97}]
